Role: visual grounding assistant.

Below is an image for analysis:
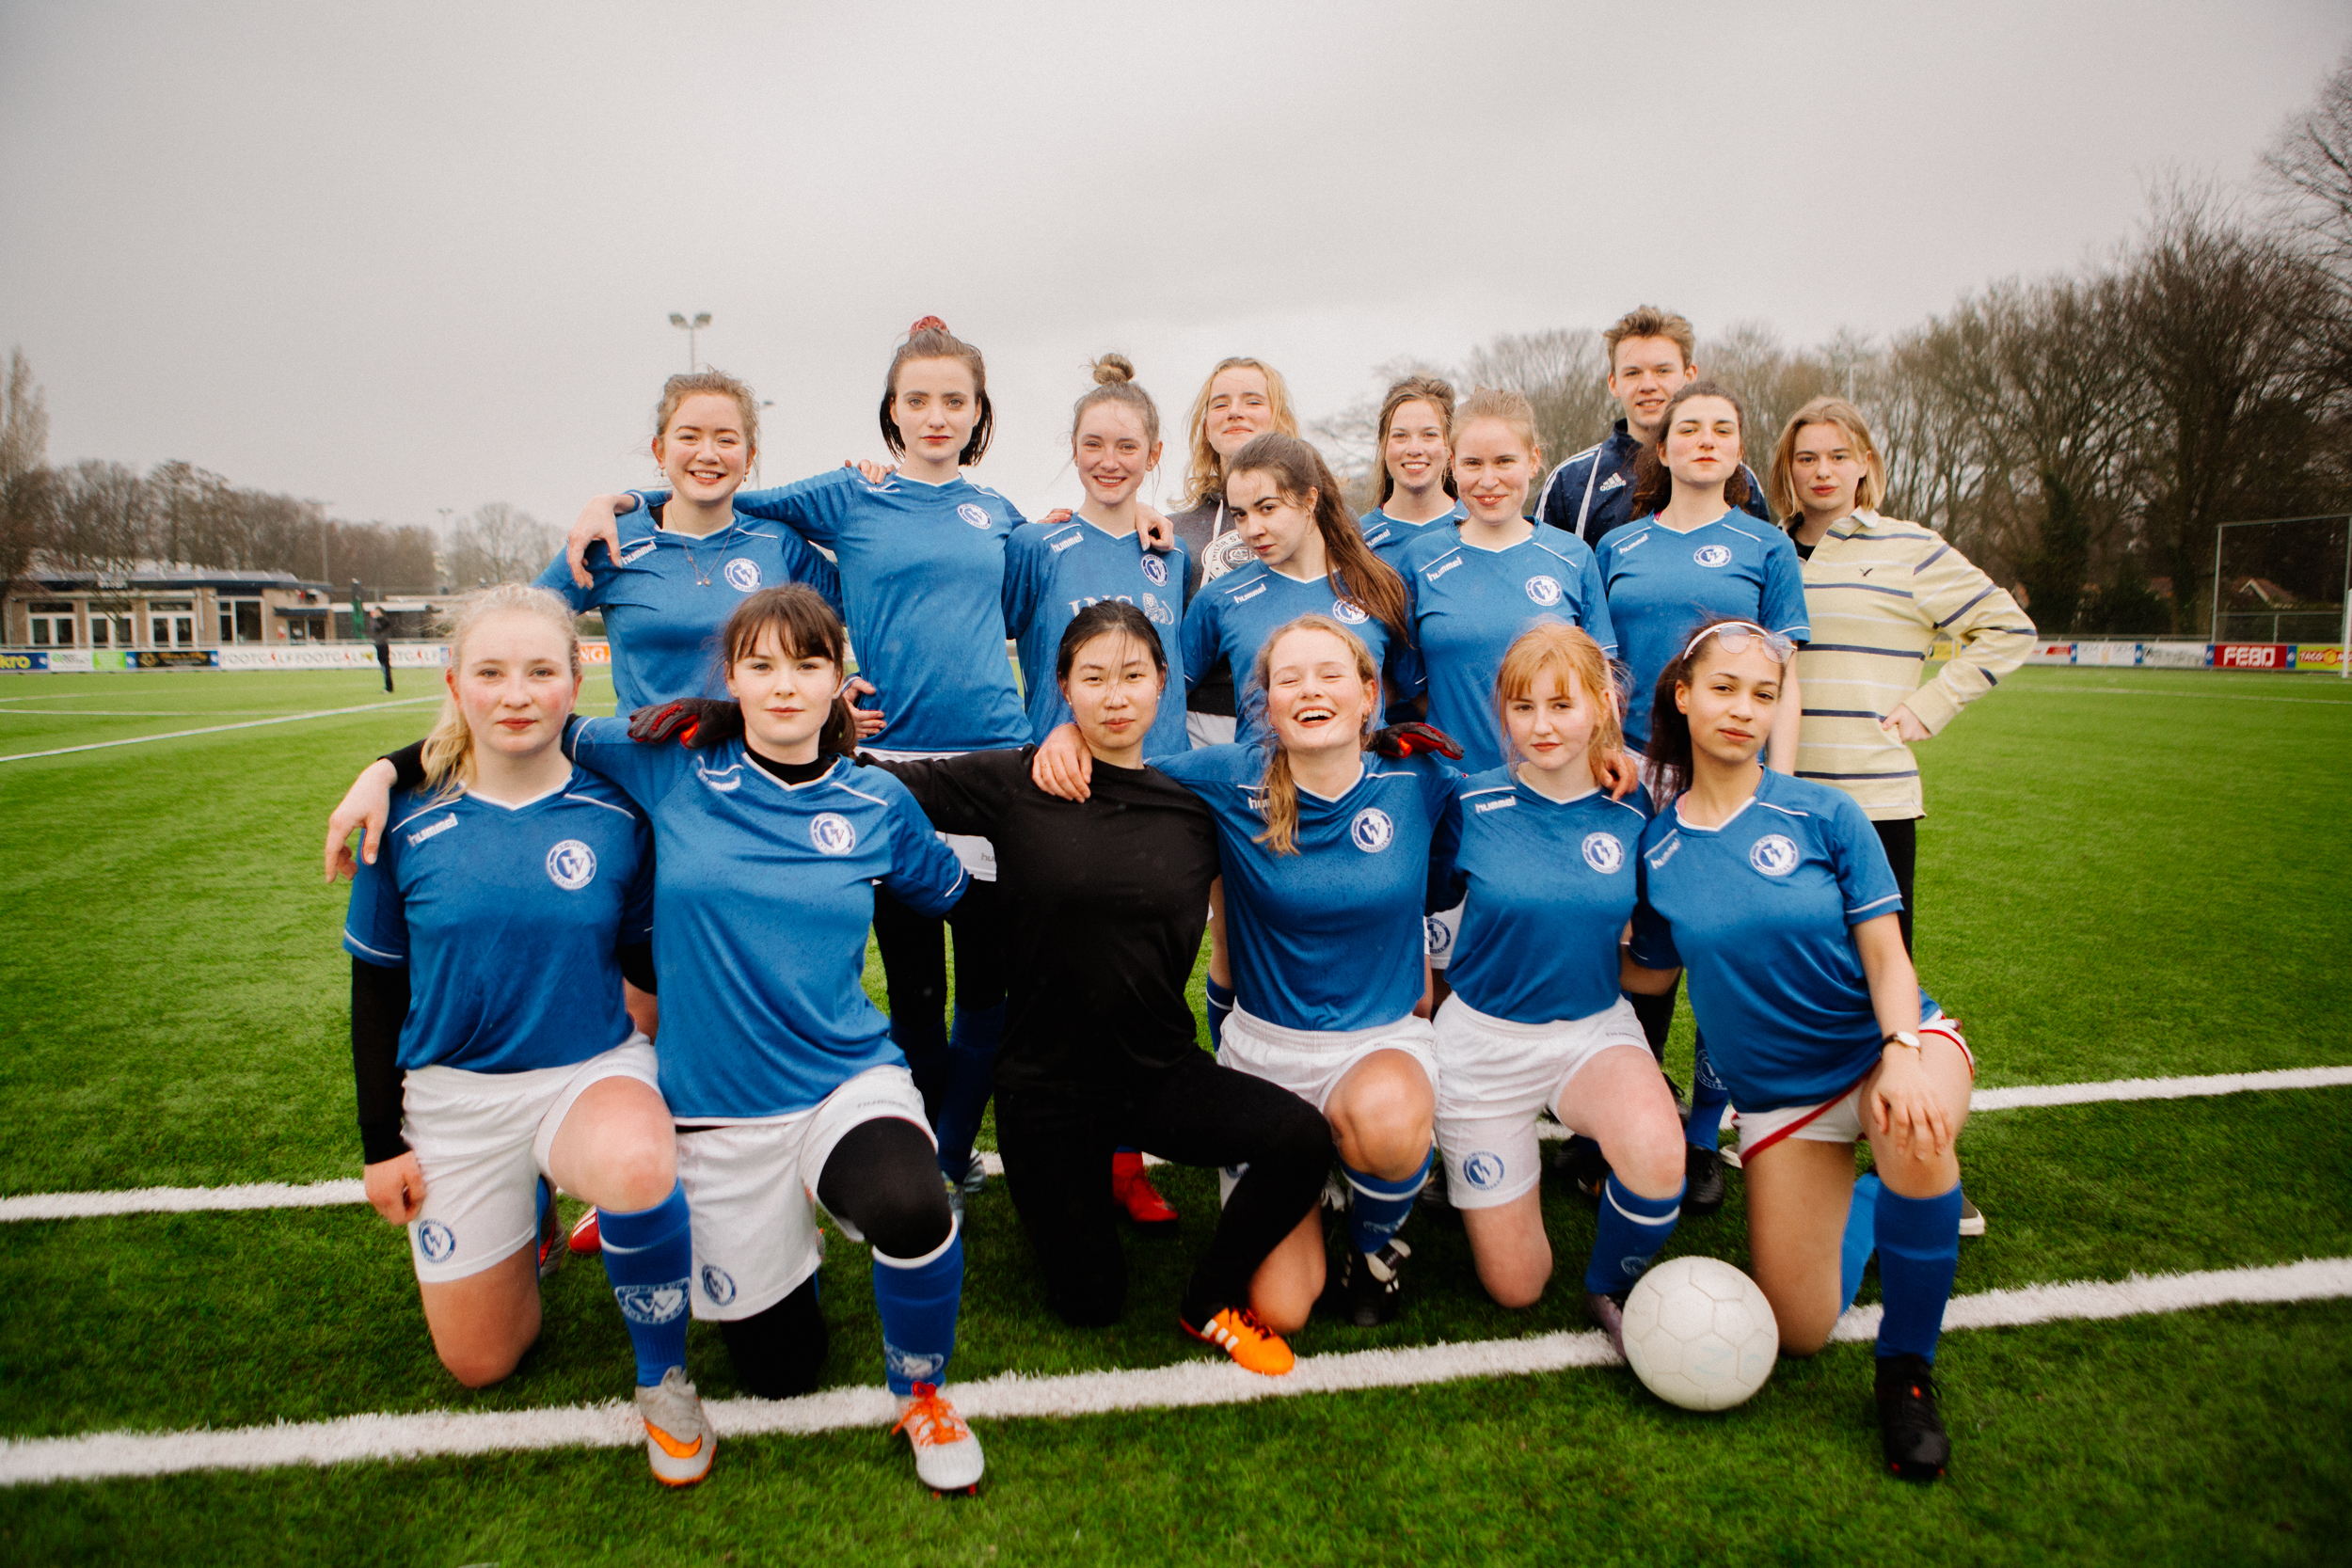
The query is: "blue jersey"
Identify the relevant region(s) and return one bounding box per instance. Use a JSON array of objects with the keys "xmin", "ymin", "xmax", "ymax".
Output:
[
  {"xmin": 1002, "ymin": 518, "xmax": 1191, "ymax": 760},
  {"xmin": 342, "ymin": 769, "xmax": 654, "ymax": 1074},
  {"xmin": 1155, "ymin": 744, "xmax": 1456, "ymax": 1032},
  {"xmin": 1596, "ymin": 513, "xmax": 1810, "ymax": 748},
  {"xmin": 655, "ymin": 468, "xmax": 1031, "ymax": 751},
  {"xmin": 1359, "ymin": 502, "xmax": 1463, "ymax": 569},
  {"xmin": 533, "ymin": 508, "xmax": 844, "ymax": 714},
  {"xmin": 1180, "ymin": 563, "xmax": 1416, "ymax": 736},
  {"xmin": 1431, "ymin": 769, "xmax": 1649, "ymax": 1025},
  {"xmin": 1534, "ymin": 420, "xmax": 1773, "ymax": 549},
  {"xmin": 1627, "ymin": 771, "xmax": 1924, "ymax": 1112},
  {"xmin": 564, "ymin": 718, "xmax": 968, "ymax": 1118},
  {"xmin": 1399, "ymin": 527, "xmax": 1616, "ymax": 772}
]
